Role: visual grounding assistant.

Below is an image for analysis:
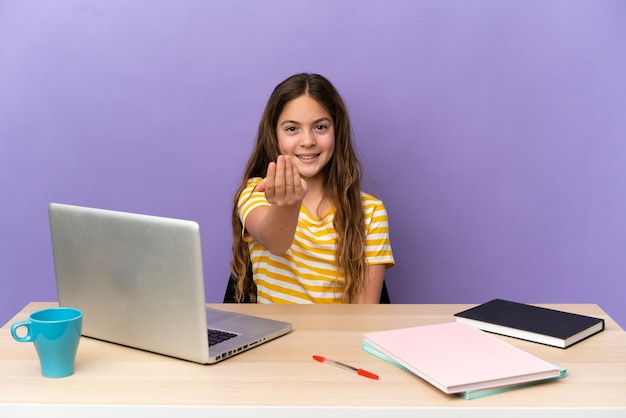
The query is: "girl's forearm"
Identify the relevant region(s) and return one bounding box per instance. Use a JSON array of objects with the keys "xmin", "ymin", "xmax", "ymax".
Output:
[{"xmin": 248, "ymin": 204, "xmax": 300, "ymax": 255}]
